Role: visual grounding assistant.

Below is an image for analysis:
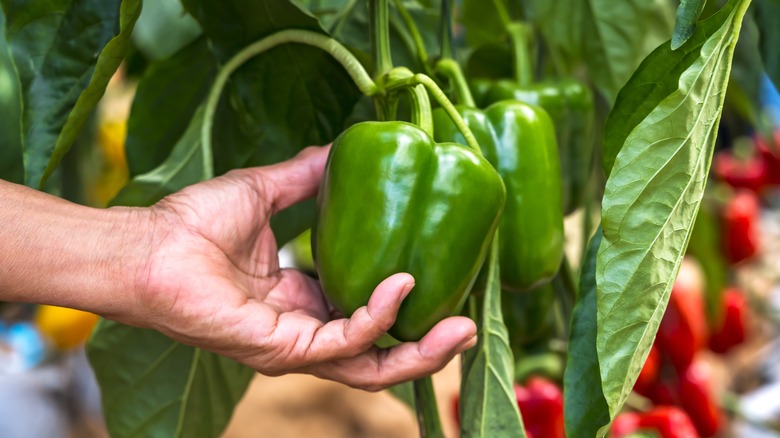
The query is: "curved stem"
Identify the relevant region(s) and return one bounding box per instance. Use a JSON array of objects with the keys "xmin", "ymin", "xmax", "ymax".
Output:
[
  {"xmin": 415, "ymin": 74, "xmax": 481, "ymax": 155},
  {"xmin": 506, "ymin": 22, "xmax": 533, "ymax": 87},
  {"xmin": 202, "ymin": 29, "xmax": 377, "ymax": 157},
  {"xmin": 393, "ymin": 0, "xmax": 428, "ymax": 67},
  {"xmin": 407, "ymin": 84, "xmax": 433, "ymax": 137},
  {"xmin": 413, "ymin": 376, "xmax": 444, "ymax": 438},
  {"xmin": 383, "ymin": 71, "xmax": 481, "ymax": 155},
  {"xmin": 435, "ymin": 59, "xmax": 475, "ymax": 108},
  {"xmin": 371, "ymin": 0, "xmax": 393, "ymax": 77}
]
